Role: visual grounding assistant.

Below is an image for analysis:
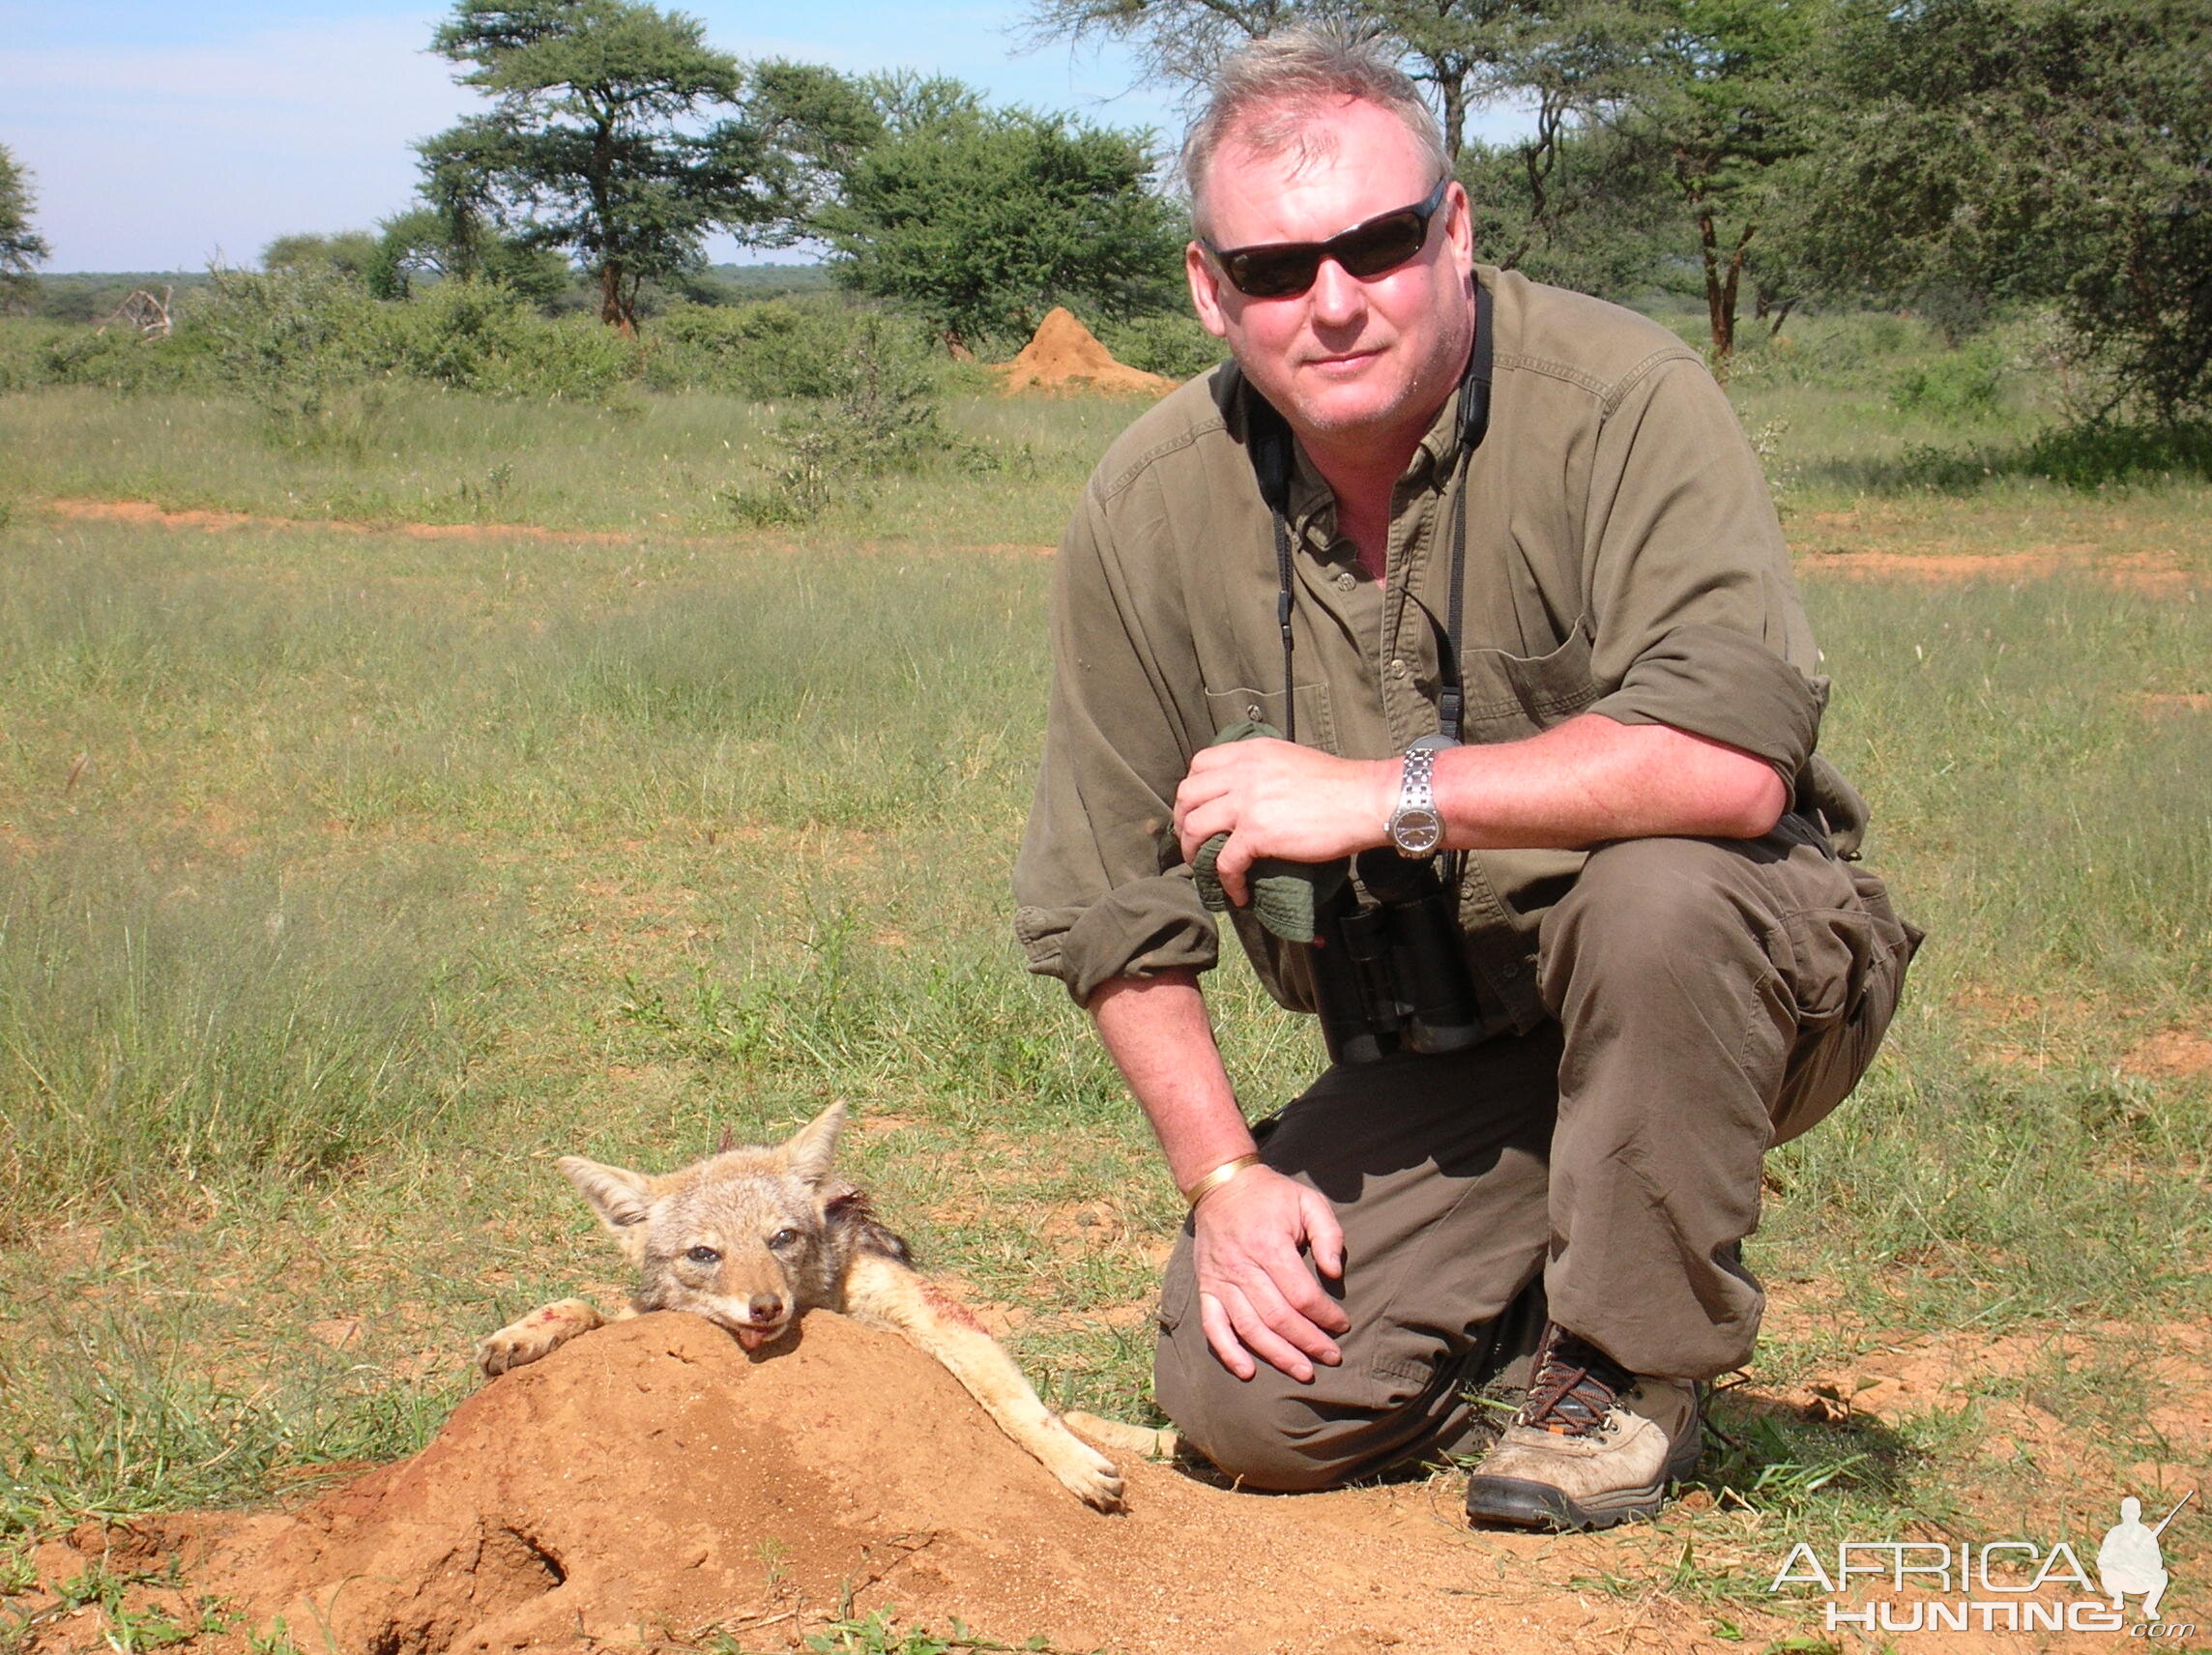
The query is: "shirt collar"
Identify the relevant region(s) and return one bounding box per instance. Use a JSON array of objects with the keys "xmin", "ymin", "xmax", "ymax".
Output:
[{"xmin": 1282, "ymin": 382, "xmax": 1464, "ymax": 550}]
